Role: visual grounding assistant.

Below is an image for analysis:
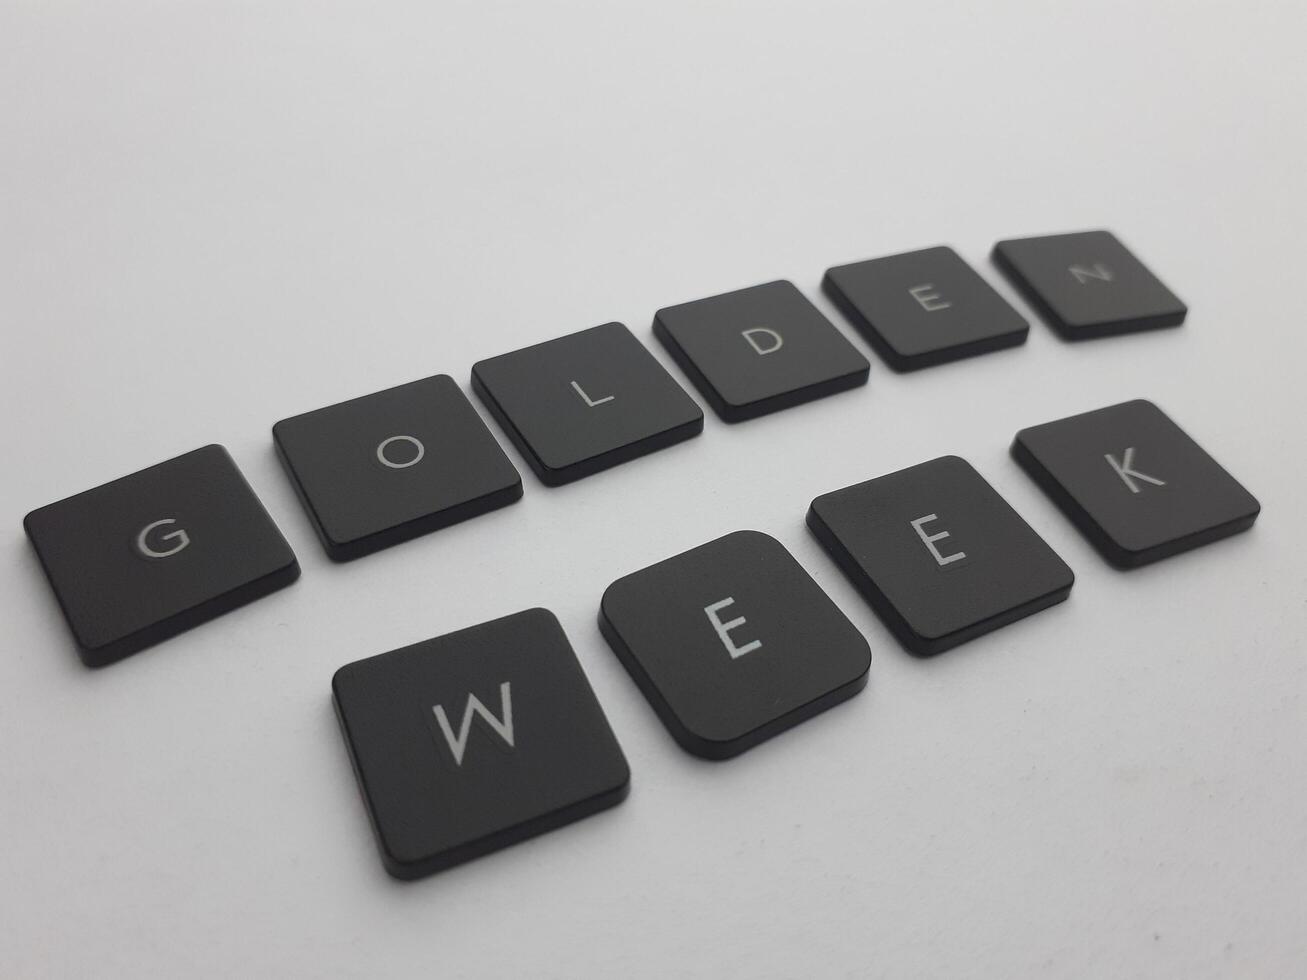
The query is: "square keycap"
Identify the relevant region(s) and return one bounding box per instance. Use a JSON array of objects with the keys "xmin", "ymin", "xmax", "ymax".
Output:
[
  {"xmin": 472, "ymin": 322, "xmax": 703, "ymax": 486},
  {"xmin": 823, "ymin": 246, "xmax": 1028, "ymax": 371},
  {"xmin": 600, "ymin": 530, "xmax": 870, "ymax": 759},
  {"xmin": 24, "ymin": 445, "xmax": 299, "ymax": 666},
  {"xmin": 332, "ymin": 608, "xmax": 629, "ymax": 879},
  {"xmin": 808, "ymin": 456, "xmax": 1074, "ymax": 656},
  {"xmin": 274, "ymin": 375, "xmax": 522, "ymax": 561},
  {"xmin": 1012, "ymin": 399, "xmax": 1260, "ymax": 568},
  {"xmin": 652, "ymin": 280, "xmax": 869, "ymax": 421},
  {"xmin": 992, "ymin": 230, "xmax": 1186, "ymax": 339}
]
